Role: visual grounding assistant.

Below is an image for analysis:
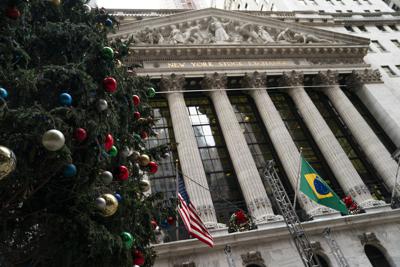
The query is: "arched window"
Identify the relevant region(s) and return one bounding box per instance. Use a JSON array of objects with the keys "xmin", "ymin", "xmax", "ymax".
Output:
[
  {"xmin": 314, "ymin": 254, "xmax": 330, "ymax": 267},
  {"xmin": 364, "ymin": 244, "xmax": 391, "ymax": 267},
  {"xmin": 246, "ymin": 264, "xmax": 263, "ymax": 267}
]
